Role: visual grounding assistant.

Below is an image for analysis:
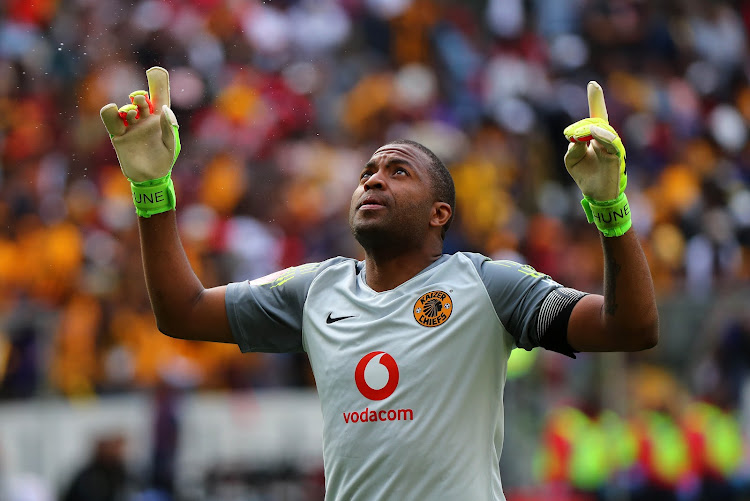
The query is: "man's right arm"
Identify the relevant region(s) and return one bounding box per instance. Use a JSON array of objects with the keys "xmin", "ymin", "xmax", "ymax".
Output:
[
  {"xmin": 100, "ymin": 66, "xmax": 234, "ymax": 344},
  {"xmin": 138, "ymin": 210, "xmax": 234, "ymax": 343}
]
